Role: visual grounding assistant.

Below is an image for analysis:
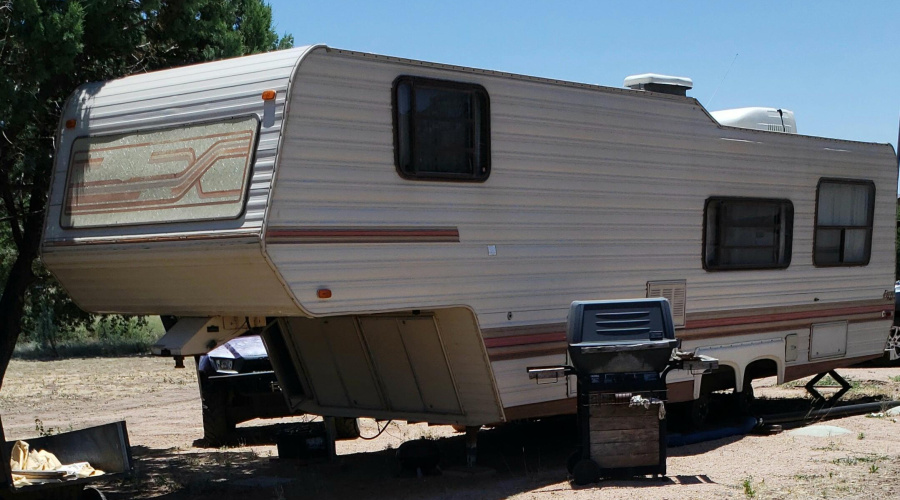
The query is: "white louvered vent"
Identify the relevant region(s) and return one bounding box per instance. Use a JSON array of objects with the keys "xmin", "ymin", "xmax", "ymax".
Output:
[{"xmin": 646, "ymin": 280, "xmax": 686, "ymax": 328}]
